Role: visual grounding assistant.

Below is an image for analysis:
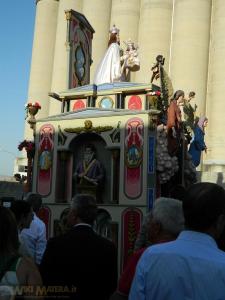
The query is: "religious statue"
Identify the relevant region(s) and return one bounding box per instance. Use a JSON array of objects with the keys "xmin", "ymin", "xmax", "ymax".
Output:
[
  {"xmin": 93, "ymin": 25, "xmax": 140, "ymax": 85},
  {"xmin": 121, "ymin": 38, "xmax": 140, "ymax": 80},
  {"xmin": 73, "ymin": 144, "xmax": 104, "ymax": 199},
  {"xmin": 167, "ymin": 90, "xmax": 184, "ymax": 156},
  {"xmin": 183, "ymin": 91, "xmax": 197, "ymax": 132},
  {"xmin": 188, "ymin": 116, "xmax": 208, "ymax": 167},
  {"xmin": 93, "ymin": 25, "xmax": 121, "ymax": 85},
  {"xmin": 150, "ymin": 54, "xmax": 165, "ymax": 83}
]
